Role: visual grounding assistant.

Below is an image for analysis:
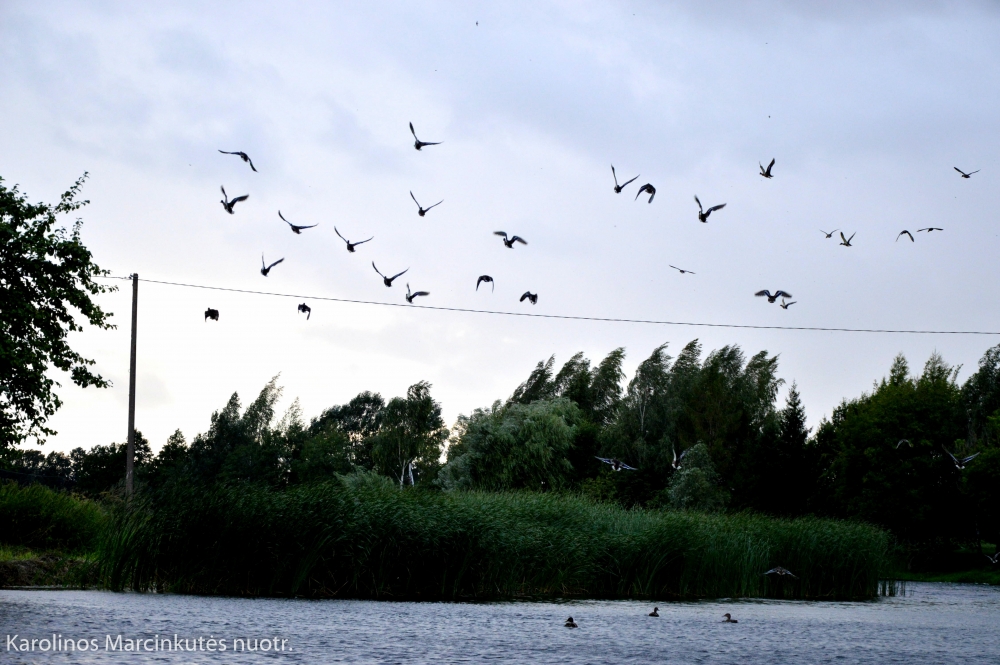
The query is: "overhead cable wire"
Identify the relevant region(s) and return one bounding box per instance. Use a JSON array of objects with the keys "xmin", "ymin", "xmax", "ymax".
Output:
[{"xmin": 97, "ymin": 275, "xmax": 1000, "ymax": 336}]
